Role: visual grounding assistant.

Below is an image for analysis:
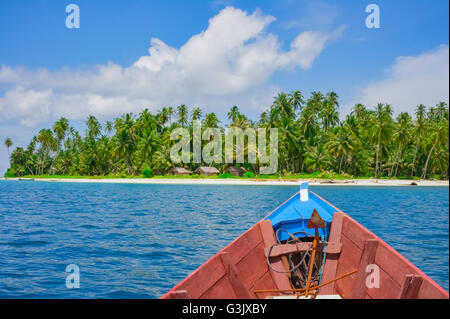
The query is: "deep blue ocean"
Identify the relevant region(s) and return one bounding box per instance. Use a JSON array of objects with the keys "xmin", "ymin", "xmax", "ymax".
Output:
[{"xmin": 0, "ymin": 180, "xmax": 448, "ymax": 298}]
